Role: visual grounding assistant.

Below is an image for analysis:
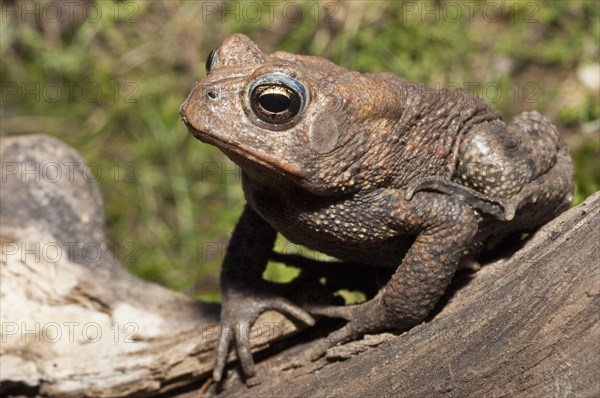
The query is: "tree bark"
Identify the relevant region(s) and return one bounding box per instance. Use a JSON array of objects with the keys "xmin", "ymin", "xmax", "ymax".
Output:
[{"xmin": 1, "ymin": 134, "xmax": 598, "ymax": 397}]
